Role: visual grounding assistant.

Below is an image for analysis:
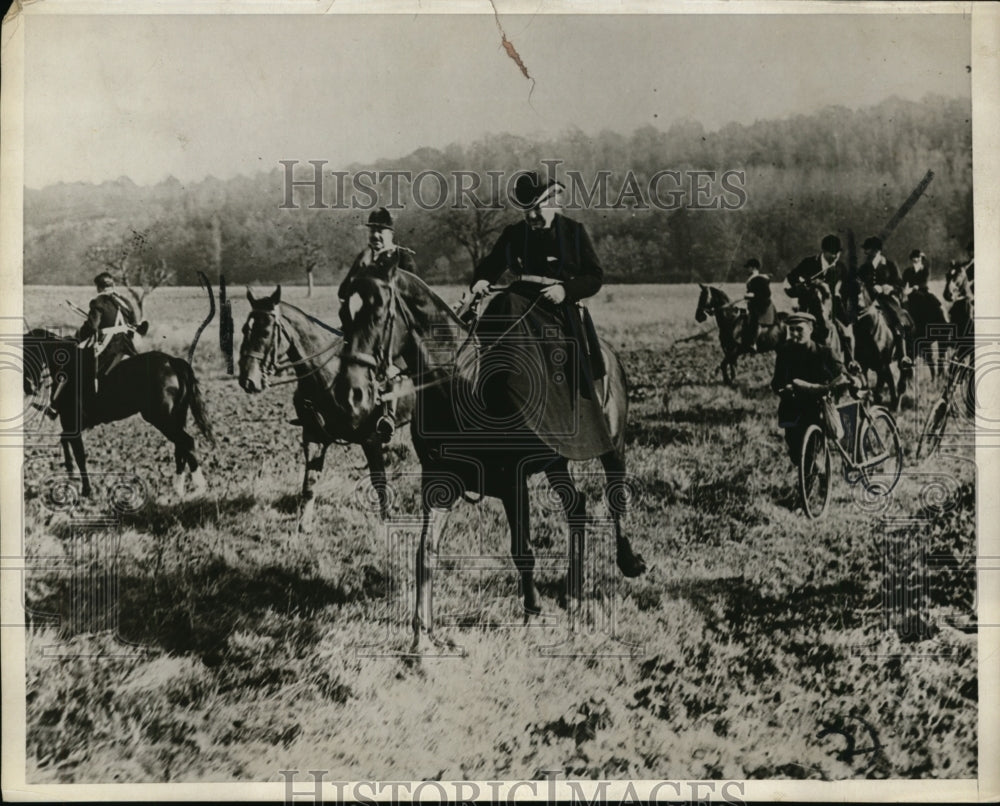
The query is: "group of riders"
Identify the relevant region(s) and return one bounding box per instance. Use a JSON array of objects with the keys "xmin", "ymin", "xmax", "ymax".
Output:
[
  {"xmin": 755, "ymin": 233, "xmax": 974, "ymax": 468},
  {"xmin": 54, "ymin": 168, "xmax": 976, "ymax": 481}
]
